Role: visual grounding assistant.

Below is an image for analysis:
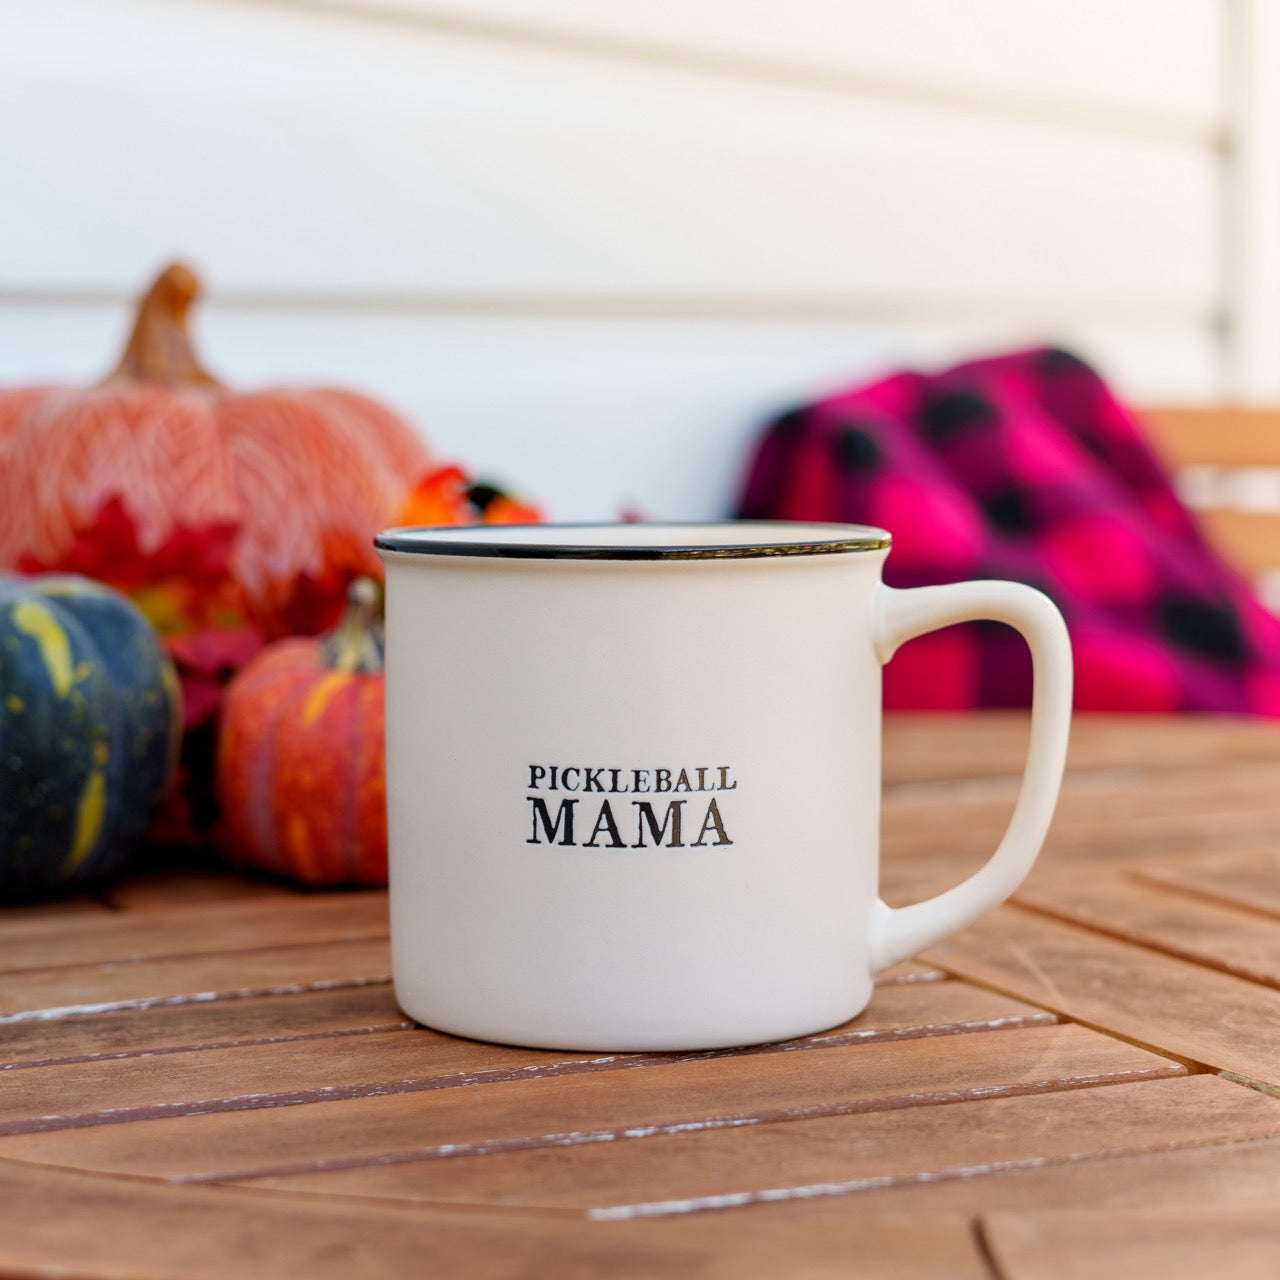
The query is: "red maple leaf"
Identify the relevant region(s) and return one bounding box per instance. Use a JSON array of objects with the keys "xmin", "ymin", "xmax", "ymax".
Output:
[{"xmin": 19, "ymin": 495, "xmax": 249, "ymax": 638}]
